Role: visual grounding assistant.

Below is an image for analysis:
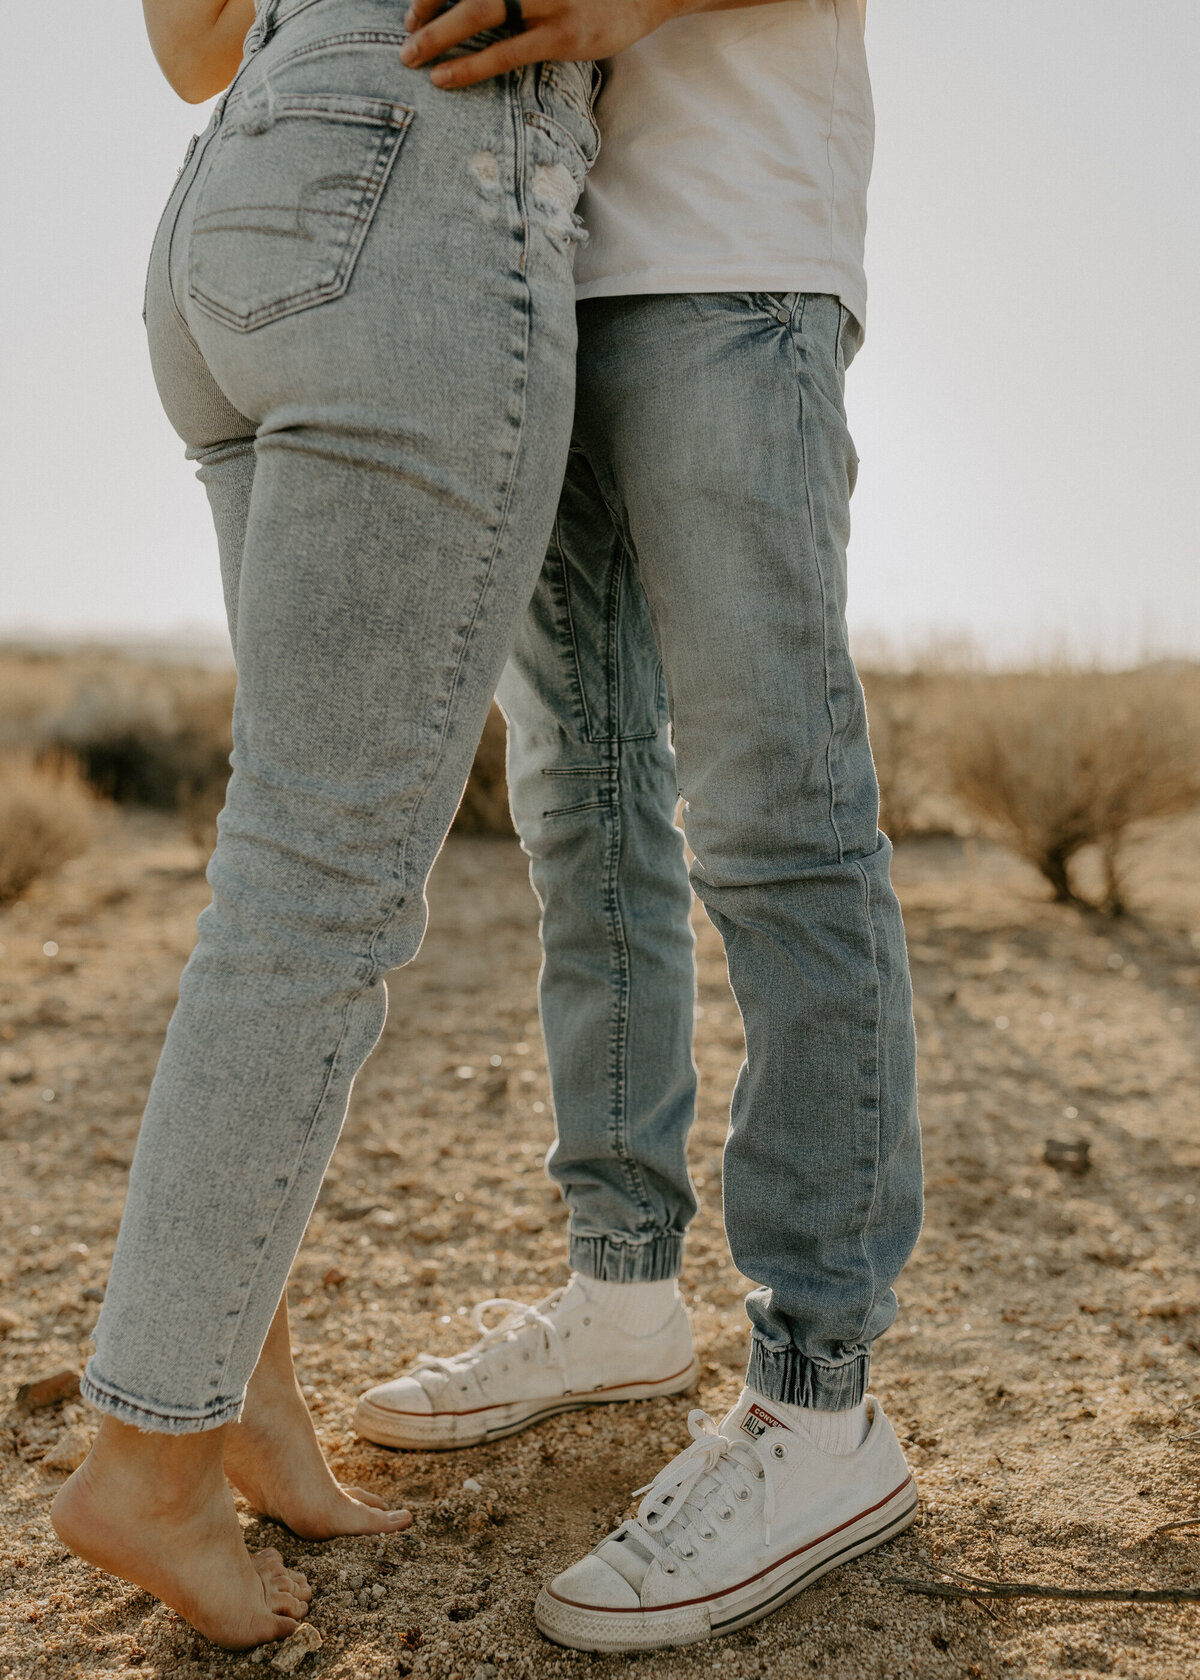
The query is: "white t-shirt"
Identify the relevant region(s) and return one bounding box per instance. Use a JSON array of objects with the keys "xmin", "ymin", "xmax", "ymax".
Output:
[{"xmin": 574, "ymin": 0, "xmax": 874, "ymax": 329}]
